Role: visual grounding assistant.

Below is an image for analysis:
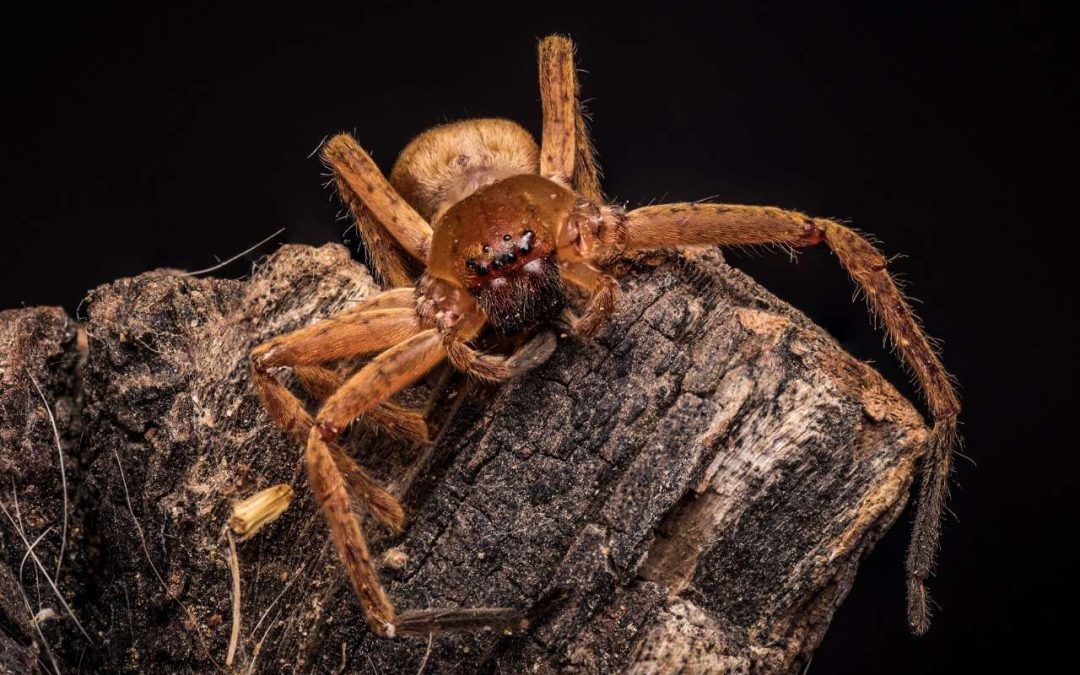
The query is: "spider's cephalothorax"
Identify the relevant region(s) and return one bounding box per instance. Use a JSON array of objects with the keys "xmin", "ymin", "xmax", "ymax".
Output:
[
  {"xmin": 429, "ymin": 174, "xmax": 573, "ymax": 333},
  {"xmin": 250, "ymin": 34, "xmax": 960, "ymax": 640}
]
